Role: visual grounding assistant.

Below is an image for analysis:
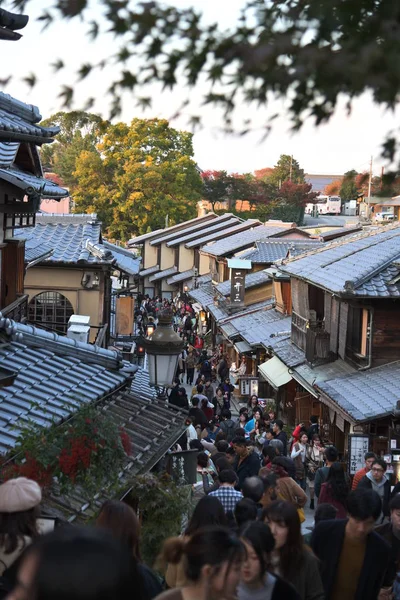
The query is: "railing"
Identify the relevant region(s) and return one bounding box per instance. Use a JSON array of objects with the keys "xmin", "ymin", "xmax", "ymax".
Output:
[
  {"xmin": 291, "ymin": 310, "xmax": 331, "ymax": 363},
  {"xmin": 2, "ymin": 294, "xmax": 28, "ymax": 323}
]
